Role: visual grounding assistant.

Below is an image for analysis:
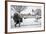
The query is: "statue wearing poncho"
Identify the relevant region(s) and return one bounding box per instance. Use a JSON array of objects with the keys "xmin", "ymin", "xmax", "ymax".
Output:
[{"xmin": 13, "ymin": 6, "xmax": 26, "ymax": 27}]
